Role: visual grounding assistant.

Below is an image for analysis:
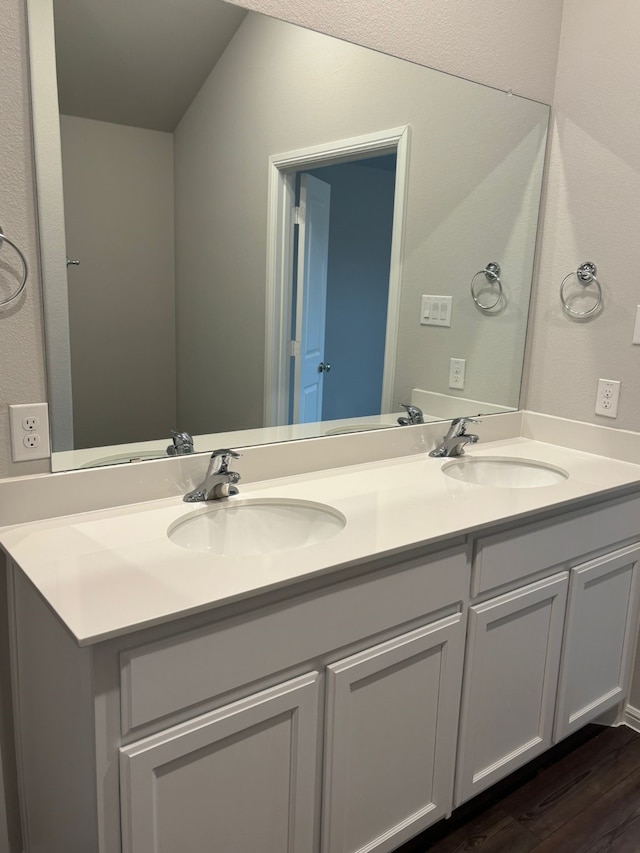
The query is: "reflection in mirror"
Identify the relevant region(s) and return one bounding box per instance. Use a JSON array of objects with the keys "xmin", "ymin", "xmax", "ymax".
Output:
[{"xmin": 31, "ymin": 0, "xmax": 550, "ymax": 470}]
